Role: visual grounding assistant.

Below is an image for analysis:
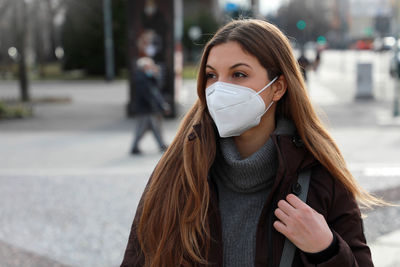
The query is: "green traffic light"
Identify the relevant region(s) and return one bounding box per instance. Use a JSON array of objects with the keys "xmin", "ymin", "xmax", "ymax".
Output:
[
  {"xmin": 297, "ymin": 20, "xmax": 306, "ymax": 30},
  {"xmin": 364, "ymin": 27, "xmax": 373, "ymax": 37},
  {"xmin": 317, "ymin": 36, "xmax": 327, "ymax": 45}
]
